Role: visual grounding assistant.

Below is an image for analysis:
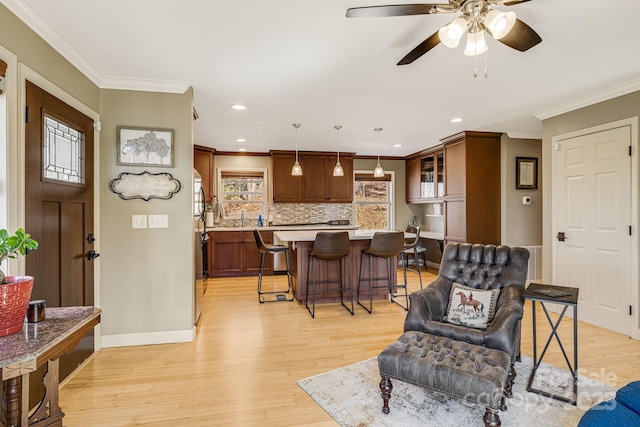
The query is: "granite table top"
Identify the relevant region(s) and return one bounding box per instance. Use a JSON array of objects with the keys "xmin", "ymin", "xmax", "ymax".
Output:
[{"xmin": 0, "ymin": 306, "xmax": 101, "ymax": 370}]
